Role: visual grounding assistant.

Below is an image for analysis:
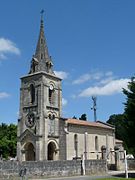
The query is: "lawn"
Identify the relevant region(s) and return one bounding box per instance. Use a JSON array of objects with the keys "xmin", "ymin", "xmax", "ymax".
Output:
[{"xmin": 99, "ymin": 178, "xmax": 135, "ymax": 180}]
